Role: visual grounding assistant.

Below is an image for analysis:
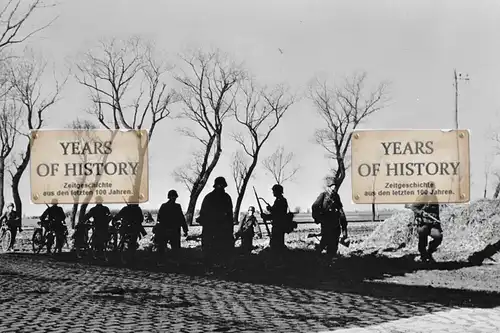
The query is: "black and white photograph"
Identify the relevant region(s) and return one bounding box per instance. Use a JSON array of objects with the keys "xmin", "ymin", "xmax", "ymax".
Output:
[{"xmin": 0, "ymin": 0, "xmax": 500, "ymax": 332}]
